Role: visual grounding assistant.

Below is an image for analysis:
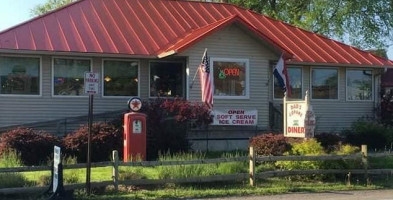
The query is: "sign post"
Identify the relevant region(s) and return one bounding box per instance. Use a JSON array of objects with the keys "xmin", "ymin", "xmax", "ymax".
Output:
[
  {"xmin": 84, "ymin": 72, "xmax": 99, "ymax": 195},
  {"xmin": 283, "ymin": 90, "xmax": 315, "ymax": 138}
]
